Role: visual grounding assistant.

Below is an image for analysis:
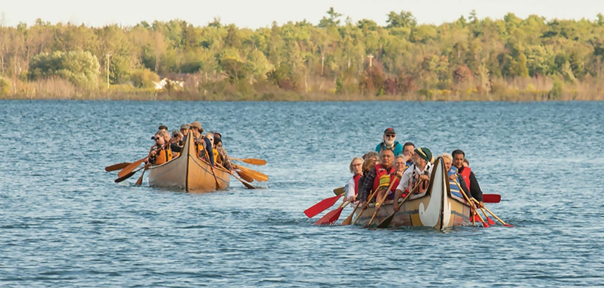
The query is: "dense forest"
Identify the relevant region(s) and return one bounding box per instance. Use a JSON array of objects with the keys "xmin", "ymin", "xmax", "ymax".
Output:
[{"xmin": 1, "ymin": 9, "xmax": 604, "ymax": 100}]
